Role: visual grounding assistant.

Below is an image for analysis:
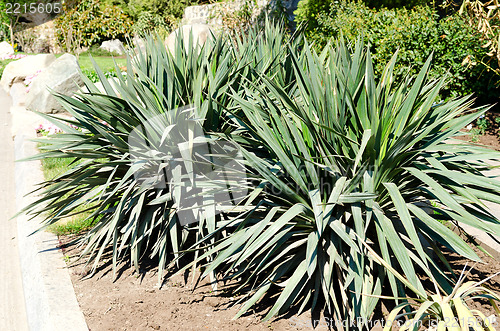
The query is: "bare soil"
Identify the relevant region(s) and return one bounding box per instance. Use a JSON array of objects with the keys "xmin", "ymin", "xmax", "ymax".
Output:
[
  {"xmin": 58, "ymin": 233, "xmax": 500, "ymax": 331},
  {"xmin": 456, "ymin": 111, "xmax": 500, "ymax": 151},
  {"xmin": 60, "ymin": 236, "xmax": 321, "ymax": 331}
]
